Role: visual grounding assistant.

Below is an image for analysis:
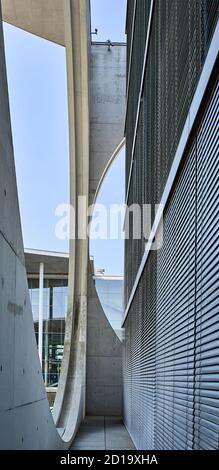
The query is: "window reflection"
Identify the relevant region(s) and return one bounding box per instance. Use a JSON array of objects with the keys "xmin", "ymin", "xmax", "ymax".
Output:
[{"xmin": 28, "ymin": 278, "xmax": 67, "ymax": 388}]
